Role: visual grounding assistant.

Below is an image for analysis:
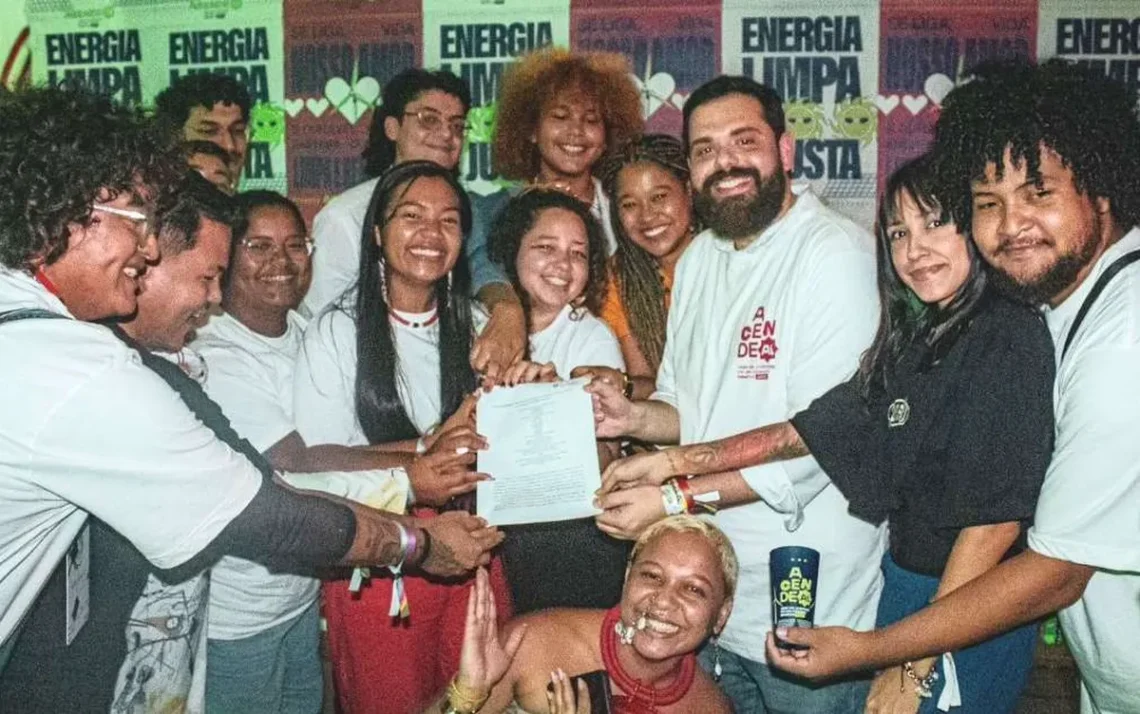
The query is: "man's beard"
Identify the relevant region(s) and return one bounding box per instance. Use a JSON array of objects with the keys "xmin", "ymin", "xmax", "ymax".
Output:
[
  {"xmin": 694, "ymin": 167, "xmax": 787, "ymax": 241},
  {"xmin": 987, "ymin": 218, "xmax": 1101, "ymax": 305}
]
